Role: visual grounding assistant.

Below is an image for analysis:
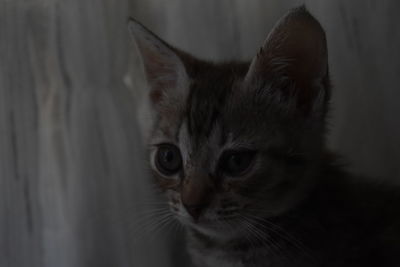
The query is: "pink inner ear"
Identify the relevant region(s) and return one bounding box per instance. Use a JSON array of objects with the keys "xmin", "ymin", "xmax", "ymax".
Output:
[
  {"xmin": 129, "ymin": 19, "xmax": 187, "ymax": 106},
  {"xmin": 265, "ymin": 9, "xmax": 327, "ymax": 81},
  {"xmin": 143, "ymin": 48, "xmax": 178, "ymax": 85},
  {"xmin": 141, "ymin": 47, "xmax": 179, "ymax": 104},
  {"xmin": 245, "ymin": 7, "xmax": 328, "ymax": 112},
  {"xmin": 149, "ymin": 87, "xmax": 163, "ymax": 104}
]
